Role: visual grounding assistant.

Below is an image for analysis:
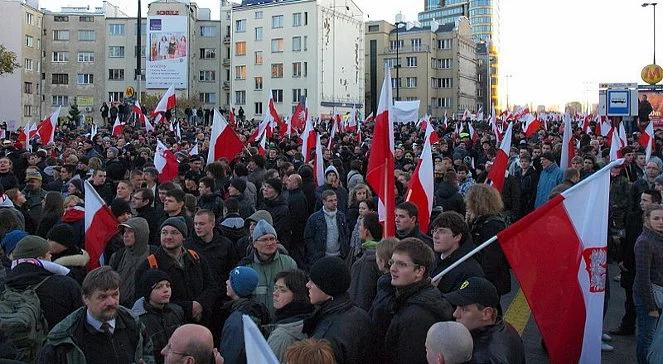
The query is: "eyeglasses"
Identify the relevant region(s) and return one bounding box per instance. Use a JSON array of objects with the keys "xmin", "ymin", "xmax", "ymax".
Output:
[
  {"xmin": 273, "ymin": 285, "xmax": 290, "ymax": 293},
  {"xmin": 431, "ymin": 228, "xmax": 453, "ymax": 238},
  {"xmin": 163, "ymin": 343, "xmax": 190, "ymax": 357},
  {"xmin": 388, "ymin": 259, "xmax": 420, "ymax": 270},
  {"xmin": 256, "ymin": 236, "xmax": 277, "ymax": 243}
]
